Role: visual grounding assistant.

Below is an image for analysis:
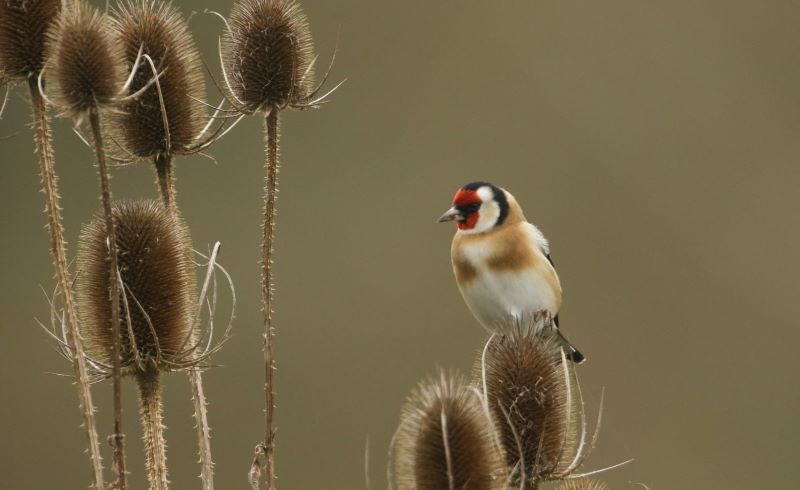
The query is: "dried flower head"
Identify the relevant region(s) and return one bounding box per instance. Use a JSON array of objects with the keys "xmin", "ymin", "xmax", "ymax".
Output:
[
  {"xmin": 477, "ymin": 320, "xmax": 574, "ymax": 482},
  {"xmin": 393, "ymin": 372, "xmax": 507, "ymax": 490},
  {"xmin": 557, "ymin": 479, "xmax": 610, "ymax": 490},
  {"xmin": 110, "ymin": 0, "xmax": 205, "ymax": 157},
  {"xmin": 221, "ymin": 0, "xmax": 315, "ymax": 113},
  {"xmin": 0, "ymin": 0, "xmax": 61, "ymax": 81},
  {"xmin": 76, "ymin": 199, "xmax": 196, "ymax": 373},
  {"xmin": 46, "ymin": 2, "xmax": 124, "ymax": 117}
]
